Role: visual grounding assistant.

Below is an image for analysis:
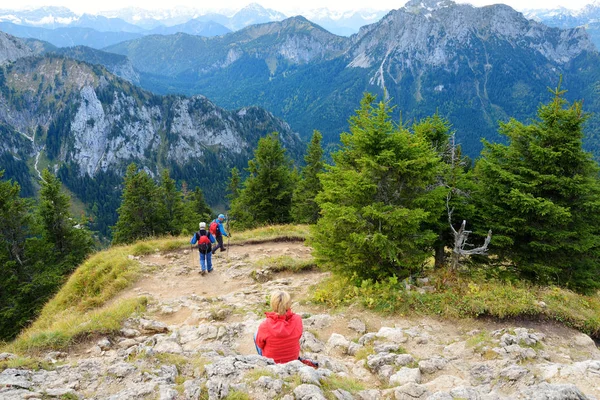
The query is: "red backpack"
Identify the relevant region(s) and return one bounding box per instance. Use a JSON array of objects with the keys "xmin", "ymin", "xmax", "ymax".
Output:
[
  {"xmin": 209, "ymin": 221, "xmax": 219, "ymax": 236},
  {"xmin": 197, "ymin": 230, "xmax": 211, "ymax": 252}
]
